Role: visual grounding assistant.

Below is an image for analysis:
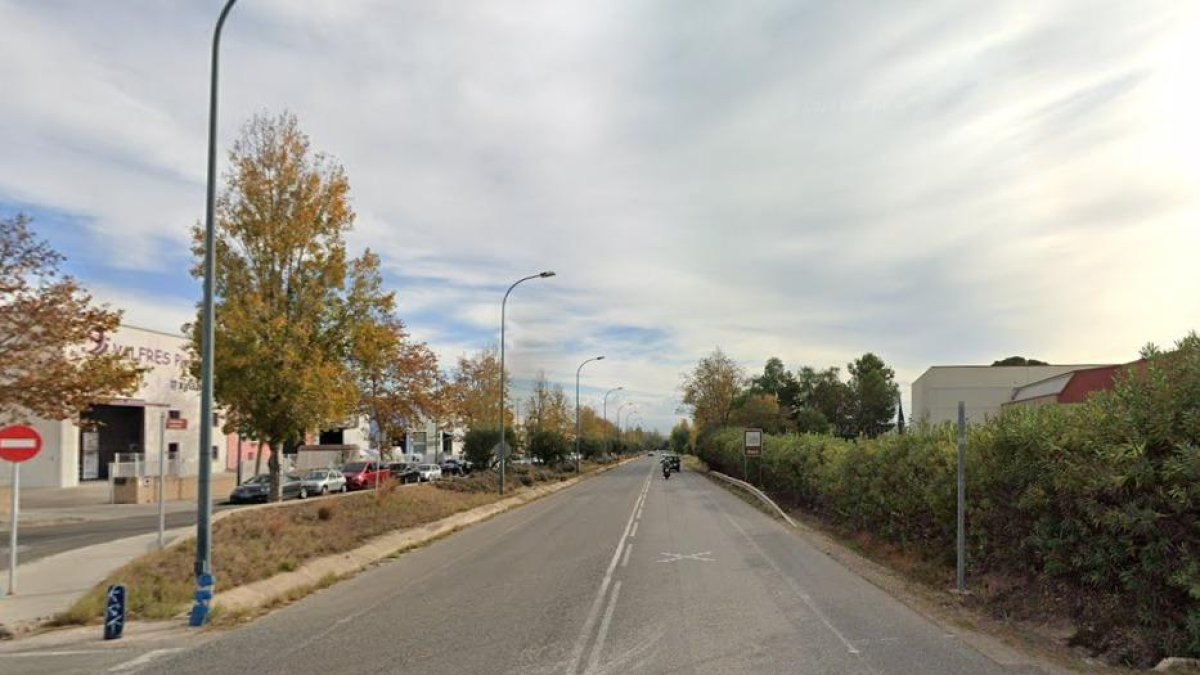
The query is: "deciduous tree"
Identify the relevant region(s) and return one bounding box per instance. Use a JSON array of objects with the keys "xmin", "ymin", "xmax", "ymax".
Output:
[
  {"xmin": 189, "ymin": 112, "xmax": 361, "ymax": 501},
  {"xmin": 0, "ymin": 214, "xmax": 144, "ymax": 424},
  {"xmin": 681, "ymin": 347, "xmax": 744, "ymax": 434}
]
